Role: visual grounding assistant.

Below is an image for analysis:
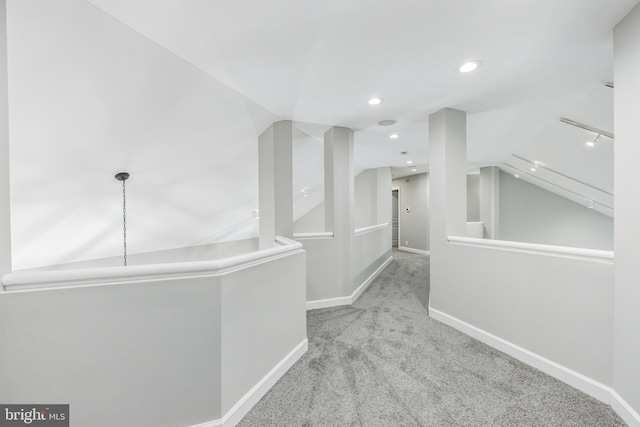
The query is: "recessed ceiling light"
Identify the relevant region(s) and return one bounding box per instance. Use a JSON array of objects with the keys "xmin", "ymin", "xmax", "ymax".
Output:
[
  {"xmin": 406, "ymin": 160, "xmax": 413, "ymax": 164},
  {"xmin": 514, "ymin": 173, "xmax": 520, "ymax": 178},
  {"xmin": 368, "ymin": 97, "xmax": 383, "ymax": 105},
  {"xmin": 530, "ymin": 166, "xmax": 537, "ymax": 172},
  {"xmin": 459, "ymin": 60, "xmax": 482, "ymax": 73},
  {"xmin": 390, "ymin": 133, "xmax": 399, "ymax": 139},
  {"xmin": 378, "ymin": 119, "xmax": 396, "ymax": 126},
  {"xmin": 411, "ymin": 168, "xmax": 417, "ymax": 172}
]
